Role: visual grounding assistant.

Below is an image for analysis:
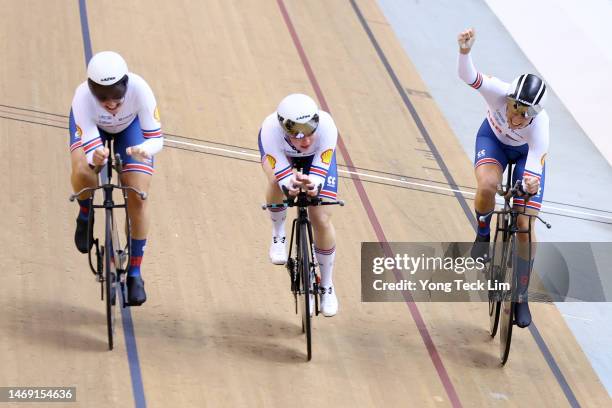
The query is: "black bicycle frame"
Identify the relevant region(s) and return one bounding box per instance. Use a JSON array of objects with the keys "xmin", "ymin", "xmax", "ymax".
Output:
[
  {"xmin": 492, "ymin": 161, "xmax": 536, "ymax": 302},
  {"xmin": 84, "ymin": 138, "xmax": 133, "ymax": 290}
]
